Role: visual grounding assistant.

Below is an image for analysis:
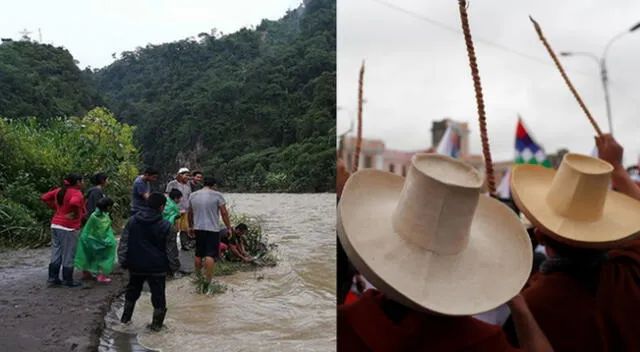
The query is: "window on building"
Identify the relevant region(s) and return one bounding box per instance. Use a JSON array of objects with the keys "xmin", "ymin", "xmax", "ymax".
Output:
[
  {"xmin": 402, "ymin": 165, "xmax": 407, "ymax": 177},
  {"xmin": 389, "ymin": 163, "xmax": 395, "ymax": 173},
  {"xmin": 364, "ymin": 155, "xmax": 372, "ymax": 168}
]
